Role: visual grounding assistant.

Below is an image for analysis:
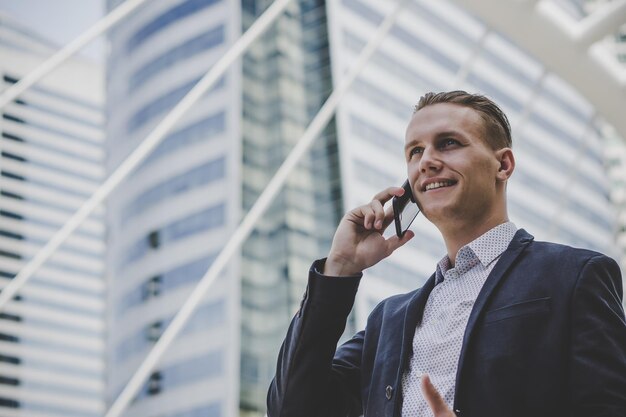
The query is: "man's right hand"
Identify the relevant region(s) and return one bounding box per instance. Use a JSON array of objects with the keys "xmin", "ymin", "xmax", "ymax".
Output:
[{"xmin": 323, "ymin": 186, "xmax": 415, "ymax": 276}]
